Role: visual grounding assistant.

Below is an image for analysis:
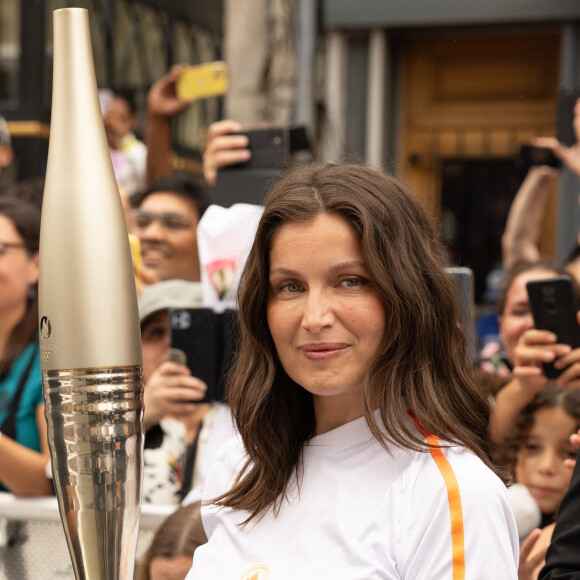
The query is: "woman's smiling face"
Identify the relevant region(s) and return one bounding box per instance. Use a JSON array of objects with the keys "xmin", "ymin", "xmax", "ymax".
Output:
[{"xmin": 267, "ymin": 213, "xmax": 386, "ymax": 433}]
